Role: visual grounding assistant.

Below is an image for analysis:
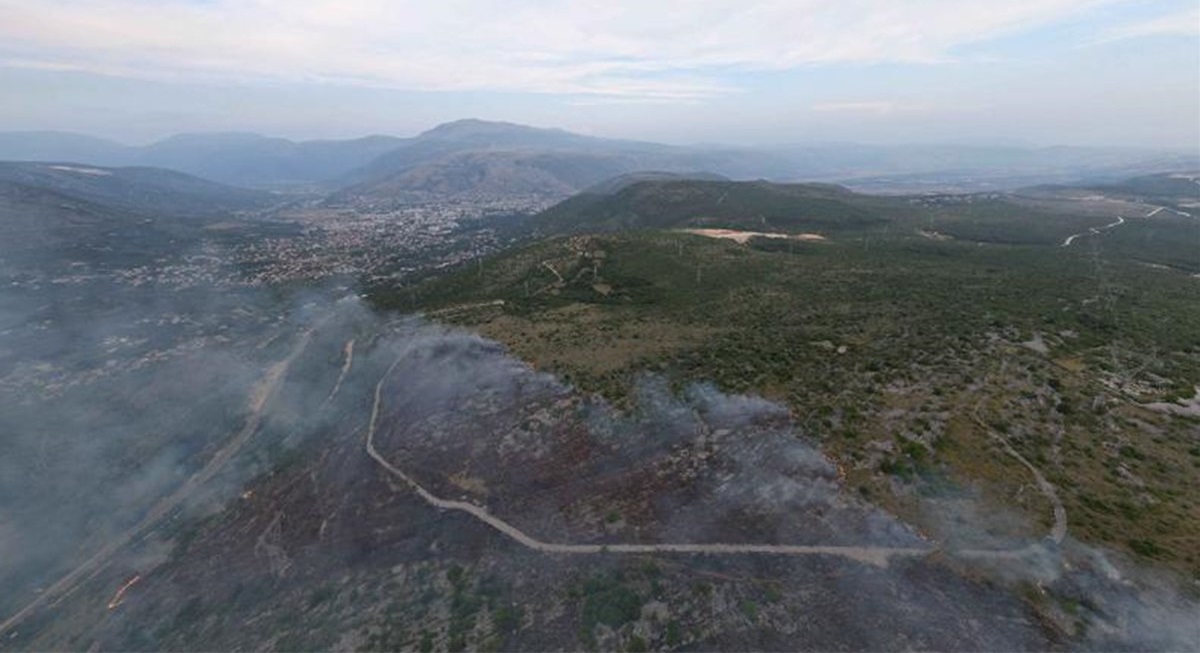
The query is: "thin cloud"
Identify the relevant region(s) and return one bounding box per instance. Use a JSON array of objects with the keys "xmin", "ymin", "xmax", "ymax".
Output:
[
  {"xmin": 1085, "ymin": 6, "xmax": 1200, "ymax": 45},
  {"xmin": 0, "ymin": 0, "xmax": 1130, "ymax": 100},
  {"xmin": 811, "ymin": 101, "xmax": 901, "ymax": 114}
]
